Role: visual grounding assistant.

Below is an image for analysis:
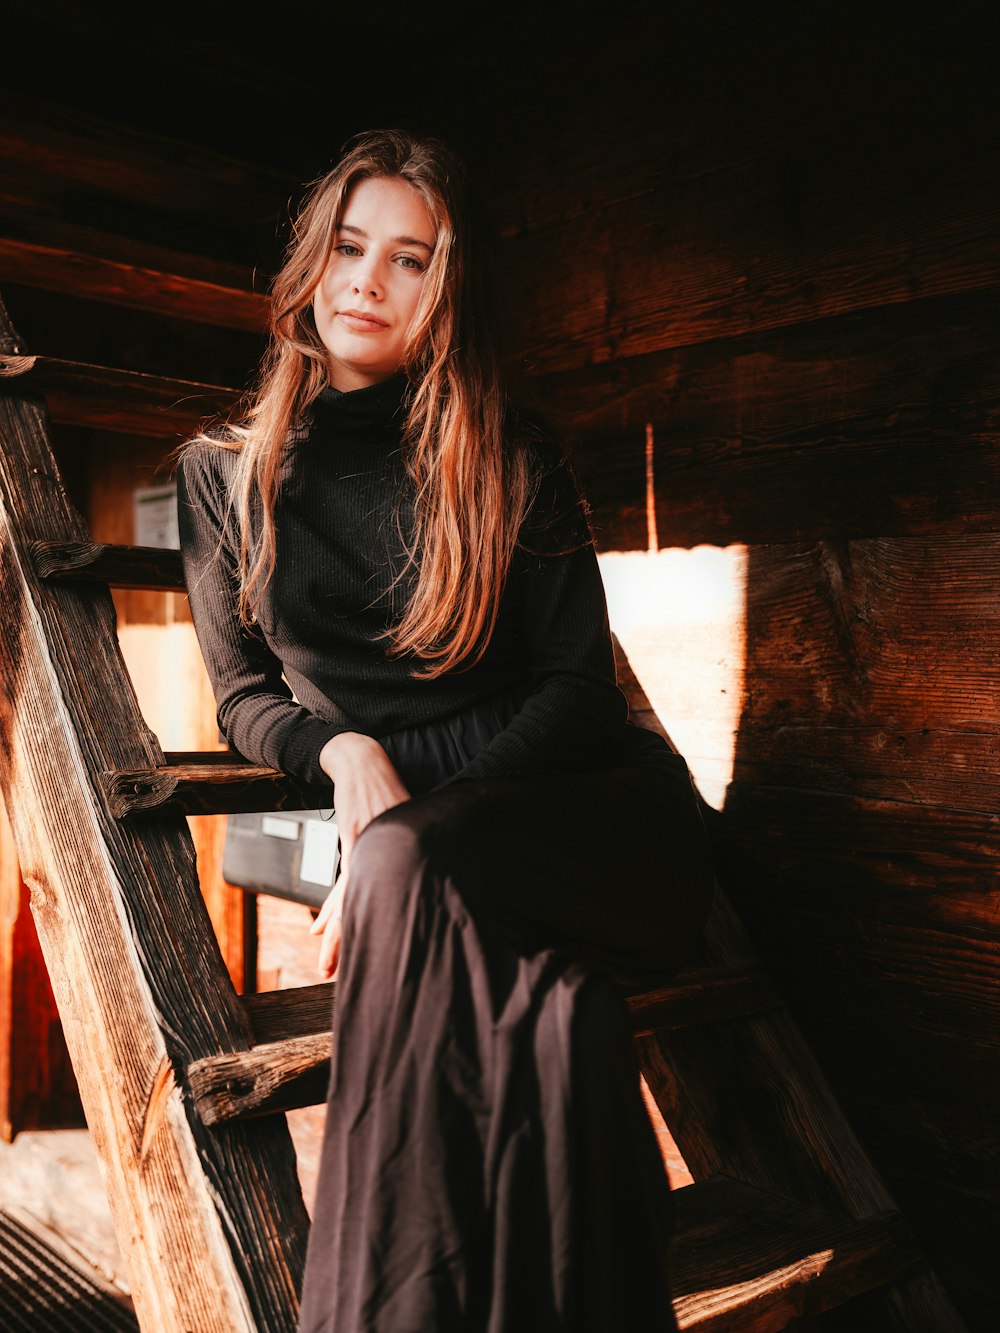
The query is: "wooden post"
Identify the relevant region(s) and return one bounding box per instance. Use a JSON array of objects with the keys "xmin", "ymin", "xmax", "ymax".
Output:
[{"xmin": 0, "ymin": 299, "xmax": 307, "ymax": 1326}]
